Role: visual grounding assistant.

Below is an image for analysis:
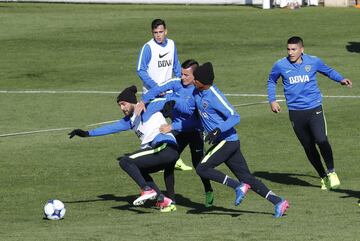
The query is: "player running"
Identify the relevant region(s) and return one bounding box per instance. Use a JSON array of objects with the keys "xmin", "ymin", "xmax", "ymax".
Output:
[
  {"xmin": 267, "ymin": 36, "xmax": 352, "ymax": 190},
  {"xmin": 175, "ymin": 62, "xmax": 289, "ymax": 217}
]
